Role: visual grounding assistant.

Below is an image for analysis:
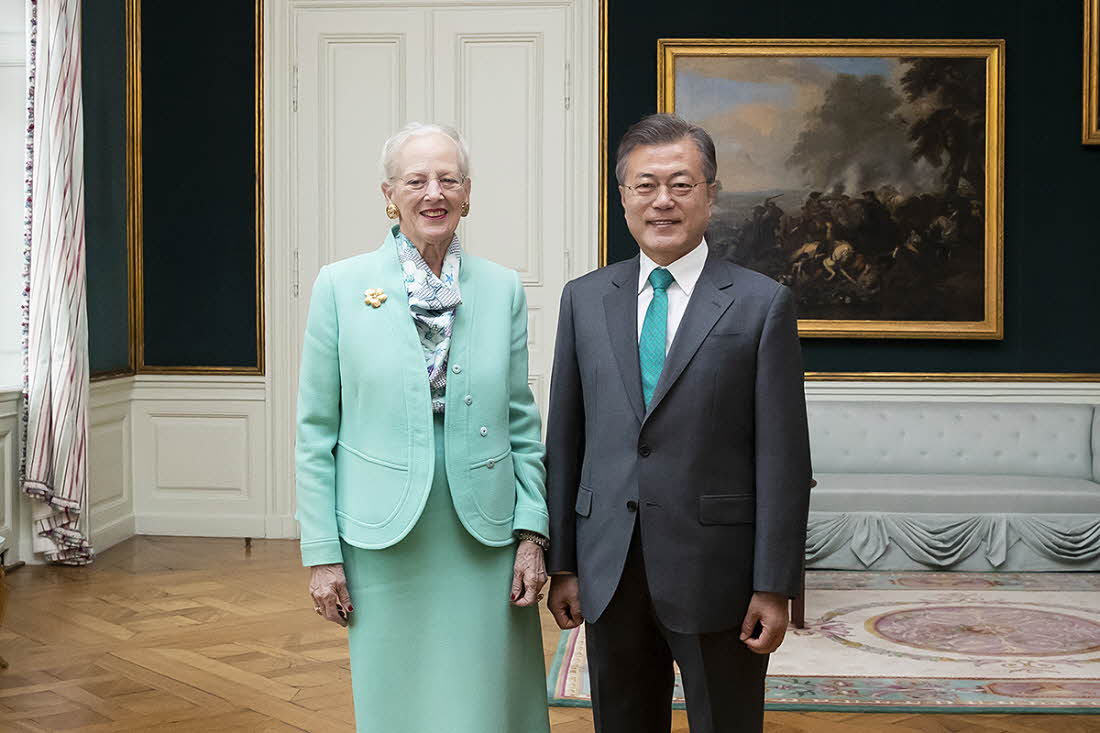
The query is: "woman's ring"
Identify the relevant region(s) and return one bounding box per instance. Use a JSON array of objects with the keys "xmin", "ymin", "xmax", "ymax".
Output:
[{"xmin": 314, "ymin": 607, "xmax": 323, "ymax": 614}]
